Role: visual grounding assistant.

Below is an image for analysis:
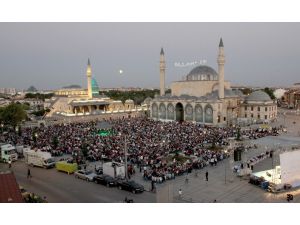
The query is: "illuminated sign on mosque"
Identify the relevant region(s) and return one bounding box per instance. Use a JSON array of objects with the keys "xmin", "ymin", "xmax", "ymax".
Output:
[{"xmin": 174, "ymin": 59, "xmax": 207, "ymax": 68}]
